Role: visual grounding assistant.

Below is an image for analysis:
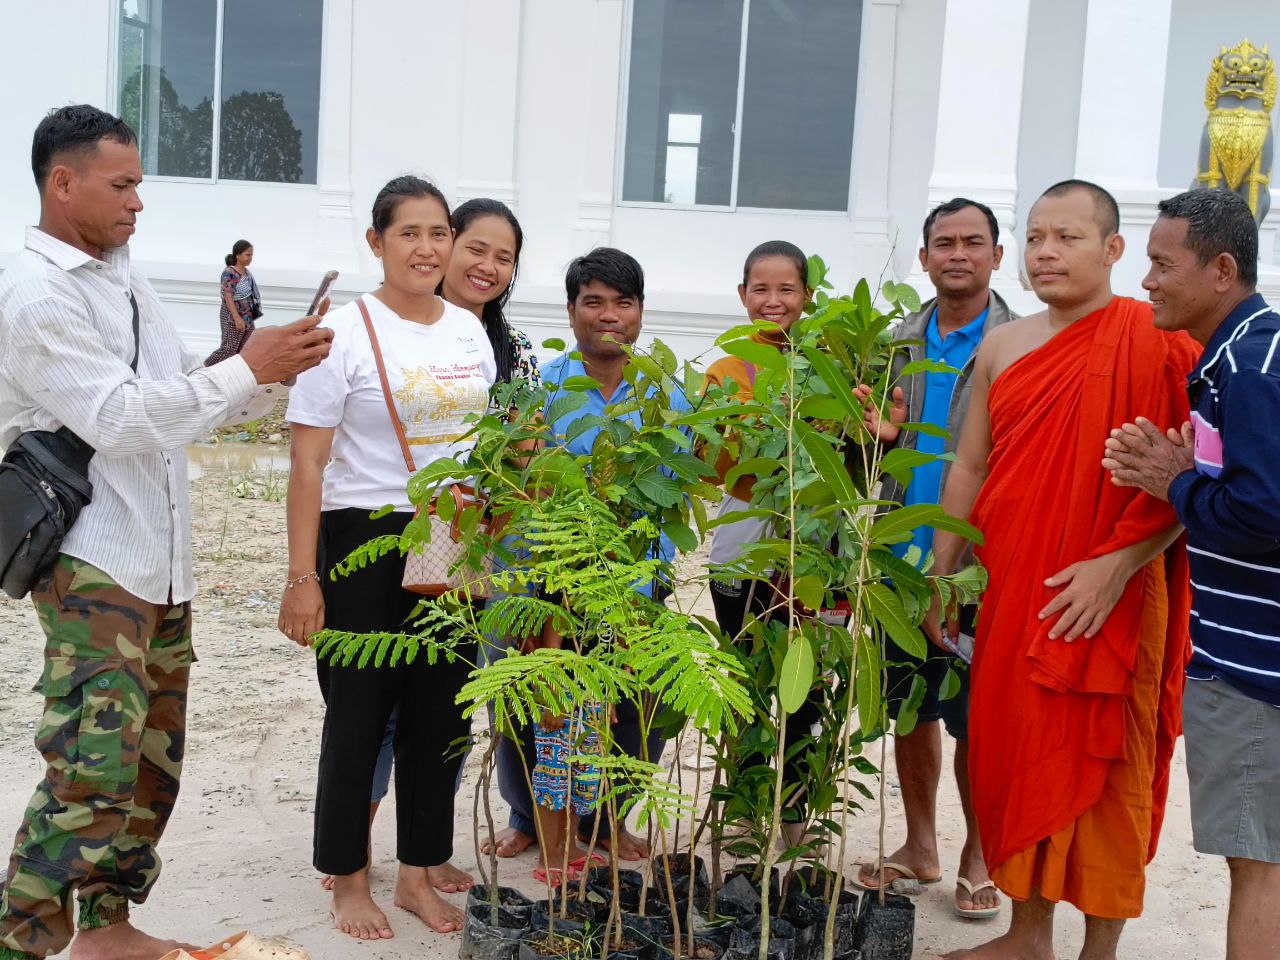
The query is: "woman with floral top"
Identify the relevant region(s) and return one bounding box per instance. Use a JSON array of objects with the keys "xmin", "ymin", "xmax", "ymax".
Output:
[
  {"xmin": 205, "ymin": 239, "xmax": 260, "ymax": 364},
  {"xmin": 442, "ymin": 198, "xmax": 540, "ymax": 392}
]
